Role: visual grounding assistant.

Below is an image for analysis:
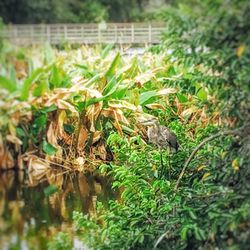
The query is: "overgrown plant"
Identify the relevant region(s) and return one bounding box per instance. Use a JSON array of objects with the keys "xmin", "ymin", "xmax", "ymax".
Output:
[
  {"xmin": 0, "ymin": 45, "xmax": 187, "ymax": 170},
  {"xmin": 73, "ymin": 1, "xmax": 250, "ymax": 249}
]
